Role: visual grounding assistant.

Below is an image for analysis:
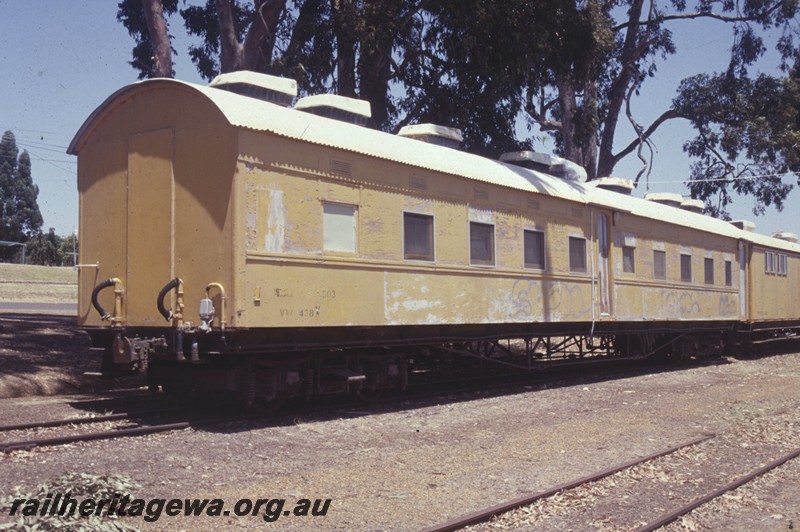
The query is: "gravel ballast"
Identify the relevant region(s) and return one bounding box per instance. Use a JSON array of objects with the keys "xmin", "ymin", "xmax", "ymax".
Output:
[{"xmin": 1, "ymin": 352, "xmax": 799, "ymax": 530}]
